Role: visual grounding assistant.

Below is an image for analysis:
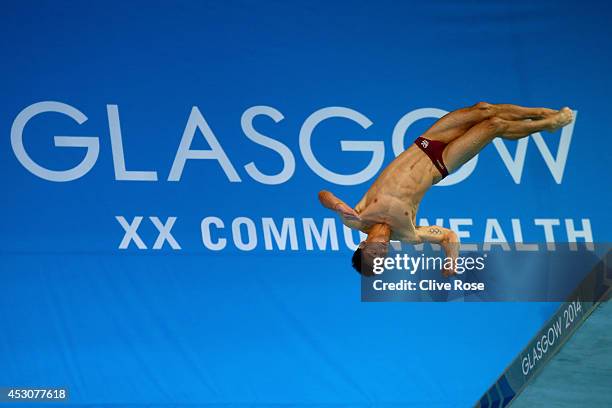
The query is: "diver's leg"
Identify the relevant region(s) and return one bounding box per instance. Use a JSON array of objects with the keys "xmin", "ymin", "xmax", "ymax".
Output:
[
  {"xmin": 442, "ymin": 108, "xmax": 573, "ymax": 173},
  {"xmin": 422, "ymin": 102, "xmax": 558, "ymax": 144},
  {"xmin": 421, "ymin": 102, "xmax": 497, "ymax": 143},
  {"xmin": 493, "ymin": 104, "xmax": 557, "ymax": 121}
]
